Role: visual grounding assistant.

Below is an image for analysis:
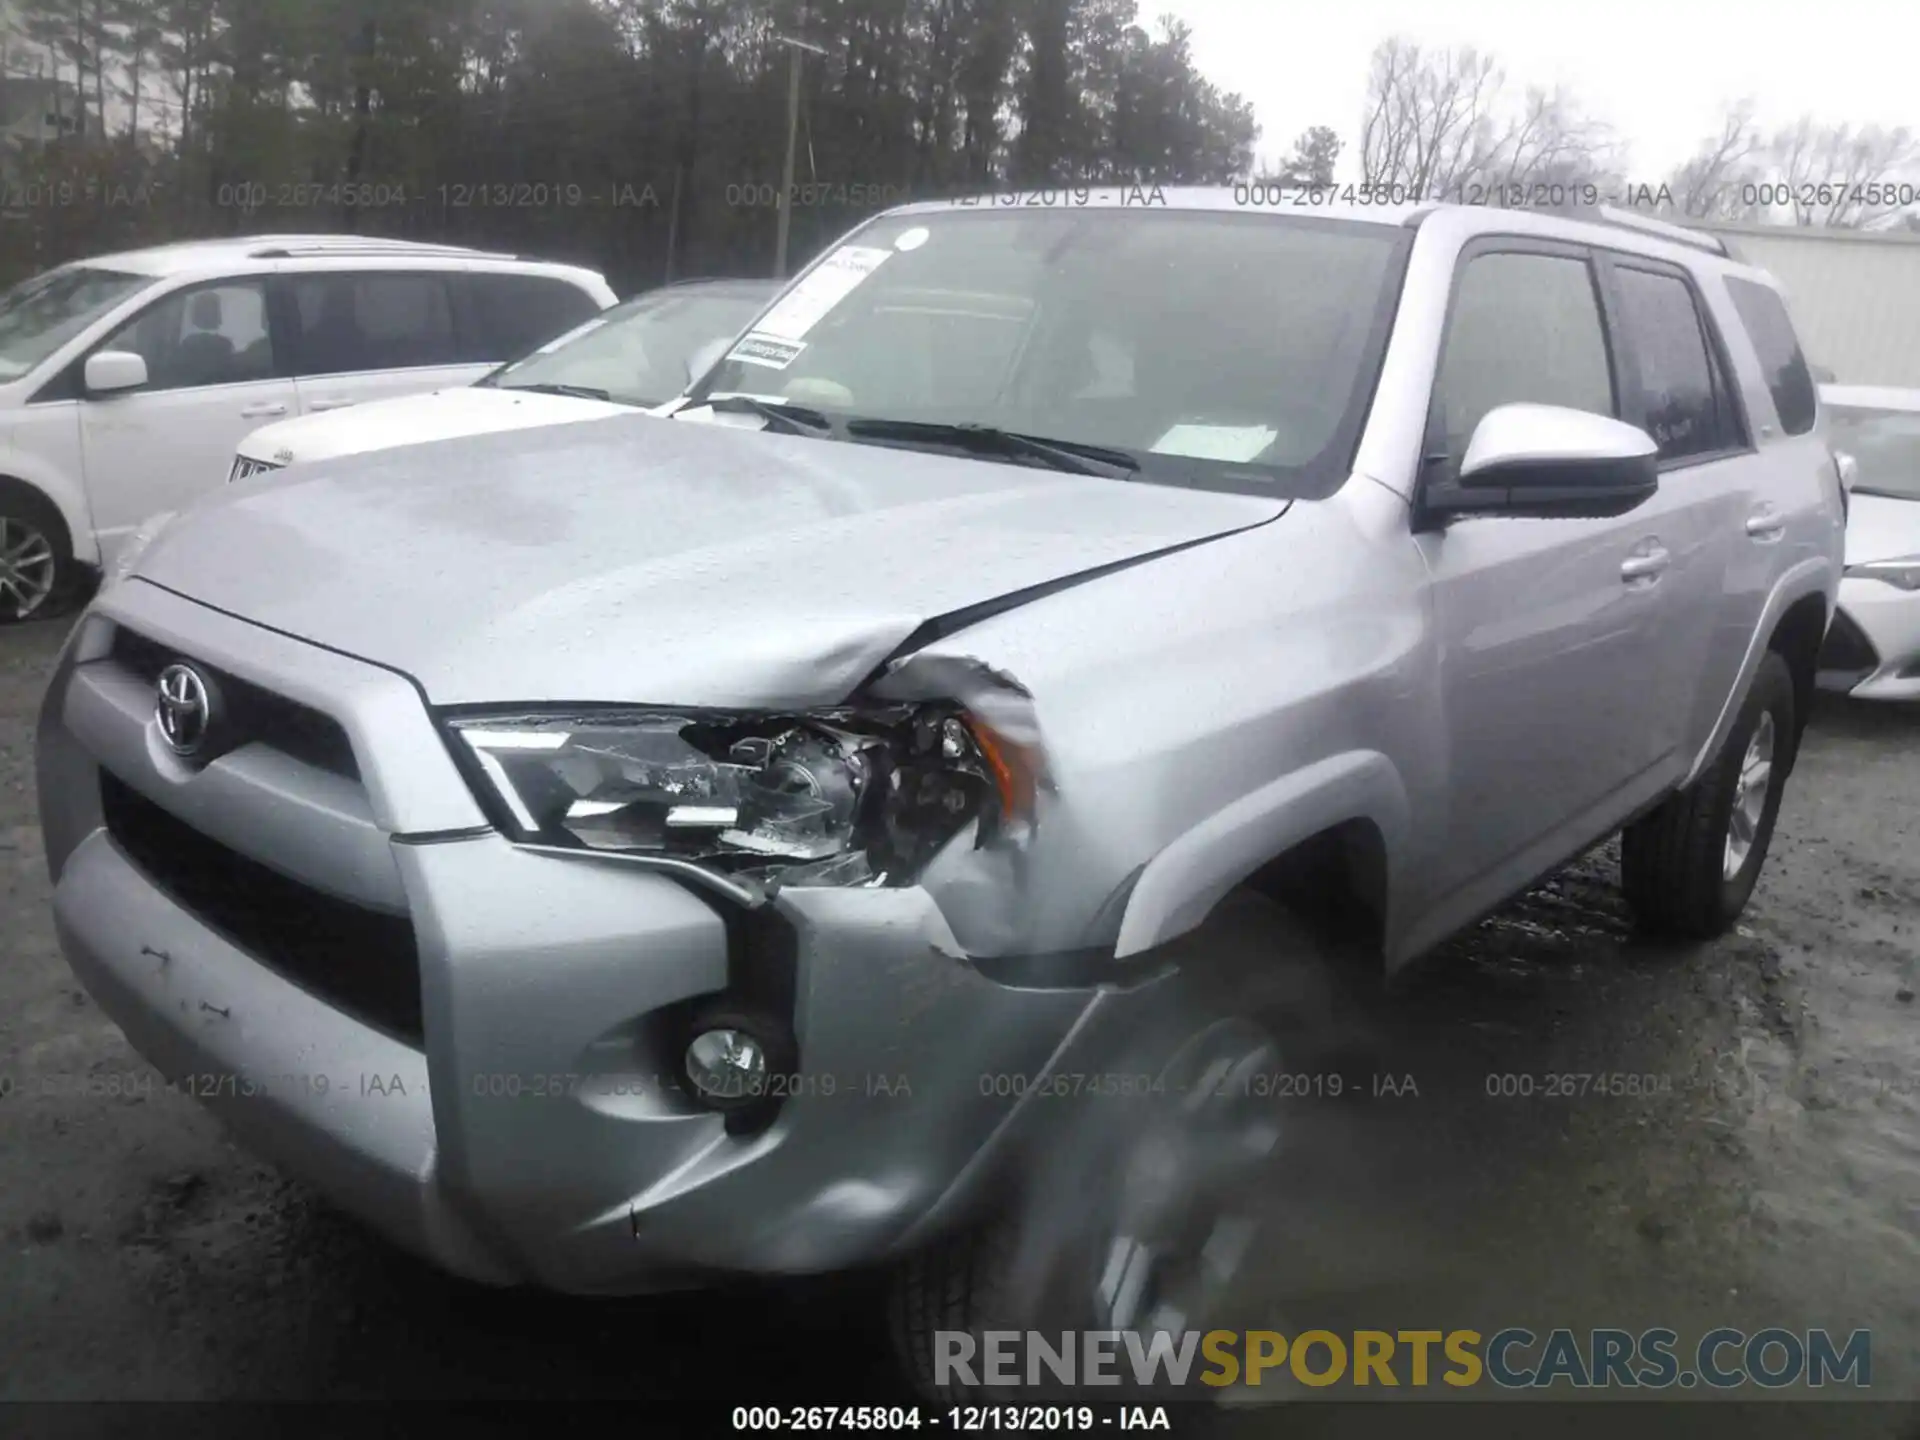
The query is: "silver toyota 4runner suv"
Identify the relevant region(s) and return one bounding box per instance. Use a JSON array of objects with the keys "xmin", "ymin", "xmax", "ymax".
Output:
[{"xmin": 37, "ymin": 192, "xmax": 1844, "ymax": 1390}]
